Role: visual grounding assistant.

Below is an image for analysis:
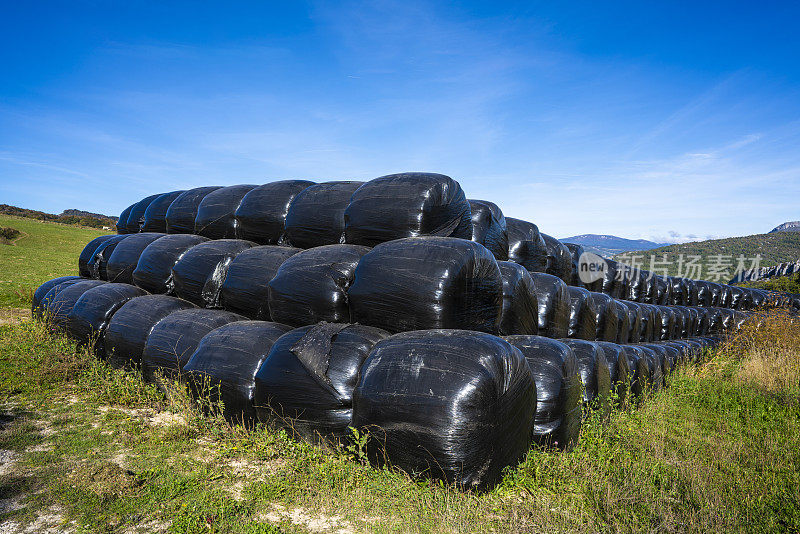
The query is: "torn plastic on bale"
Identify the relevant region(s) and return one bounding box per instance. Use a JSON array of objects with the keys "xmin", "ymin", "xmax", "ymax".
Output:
[
  {"xmin": 528, "ymin": 272, "xmax": 570, "ymax": 339},
  {"xmin": 67, "ymin": 283, "xmax": 147, "ymax": 355},
  {"xmin": 468, "ymin": 199, "xmax": 508, "ymax": 261},
  {"xmin": 254, "ymin": 323, "xmax": 389, "ymax": 443},
  {"xmin": 165, "ymin": 186, "xmax": 223, "ymax": 234},
  {"xmin": 171, "ymin": 239, "xmax": 255, "ymax": 307},
  {"xmin": 124, "ymin": 194, "xmax": 162, "ymax": 234},
  {"xmin": 32, "ymin": 277, "xmax": 83, "ymax": 319},
  {"xmin": 79, "ymin": 236, "xmax": 116, "ymax": 277},
  {"xmin": 506, "ymin": 218, "xmax": 547, "ymax": 273},
  {"xmin": 132, "ymin": 234, "xmax": 209, "ymax": 294},
  {"xmin": 141, "ymin": 191, "xmax": 185, "ymax": 232},
  {"xmin": 194, "ymin": 184, "xmax": 257, "ymax": 239},
  {"xmin": 220, "ymin": 245, "xmax": 302, "ymax": 320},
  {"xmin": 43, "ymin": 279, "xmax": 107, "ymax": 331},
  {"xmin": 496, "ymin": 261, "xmax": 538, "ymax": 336},
  {"xmin": 183, "ymin": 321, "xmax": 292, "ymax": 426},
  {"xmin": 348, "ymin": 237, "xmax": 502, "ymax": 334},
  {"xmin": 105, "ymin": 233, "xmax": 165, "ymax": 285},
  {"xmin": 87, "ymin": 235, "xmax": 130, "ymax": 280},
  {"xmin": 352, "ymin": 330, "xmax": 536, "ymax": 490},
  {"xmin": 541, "ymin": 234, "xmax": 573, "ymax": 285},
  {"xmin": 234, "ymin": 180, "xmax": 316, "ymax": 244},
  {"xmin": 566, "ymin": 286, "xmax": 598, "ymax": 341},
  {"xmin": 284, "ymin": 181, "xmax": 364, "ymax": 249},
  {"xmin": 268, "ymin": 244, "xmax": 370, "ymax": 327}
]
